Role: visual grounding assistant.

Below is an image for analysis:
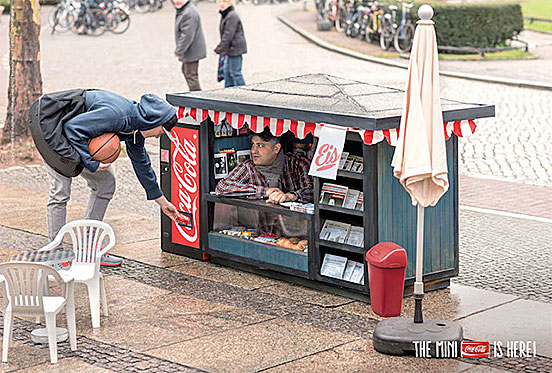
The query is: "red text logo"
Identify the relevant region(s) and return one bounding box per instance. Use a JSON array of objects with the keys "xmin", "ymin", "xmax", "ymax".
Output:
[
  {"xmin": 314, "ymin": 144, "xmax": 339, "ymax": 171},
  {"xmin": 461, "ymin": 341, "xmax": 490, "ymax": 358},
  {"xmin": 171, "ymin": 127, "xmax": 200, "ymax": 248}
]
